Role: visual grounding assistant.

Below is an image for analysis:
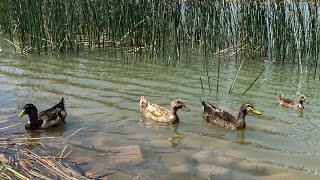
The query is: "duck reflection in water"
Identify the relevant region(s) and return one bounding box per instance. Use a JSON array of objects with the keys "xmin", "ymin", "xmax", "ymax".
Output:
[
  {"xmin": 139, "ymin": 118, "xmax": 186, "ymax": 148},
  {"xmin": 168, "ymin": 123, "xmax": 186, "ymax": 148},
  {"xmin": 201, "ymin": 122, "xmax": 247, "ymax": 144},
  {"xmin": 25, "ymin": 131, "xmax": 41, "ymax": 150}
]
